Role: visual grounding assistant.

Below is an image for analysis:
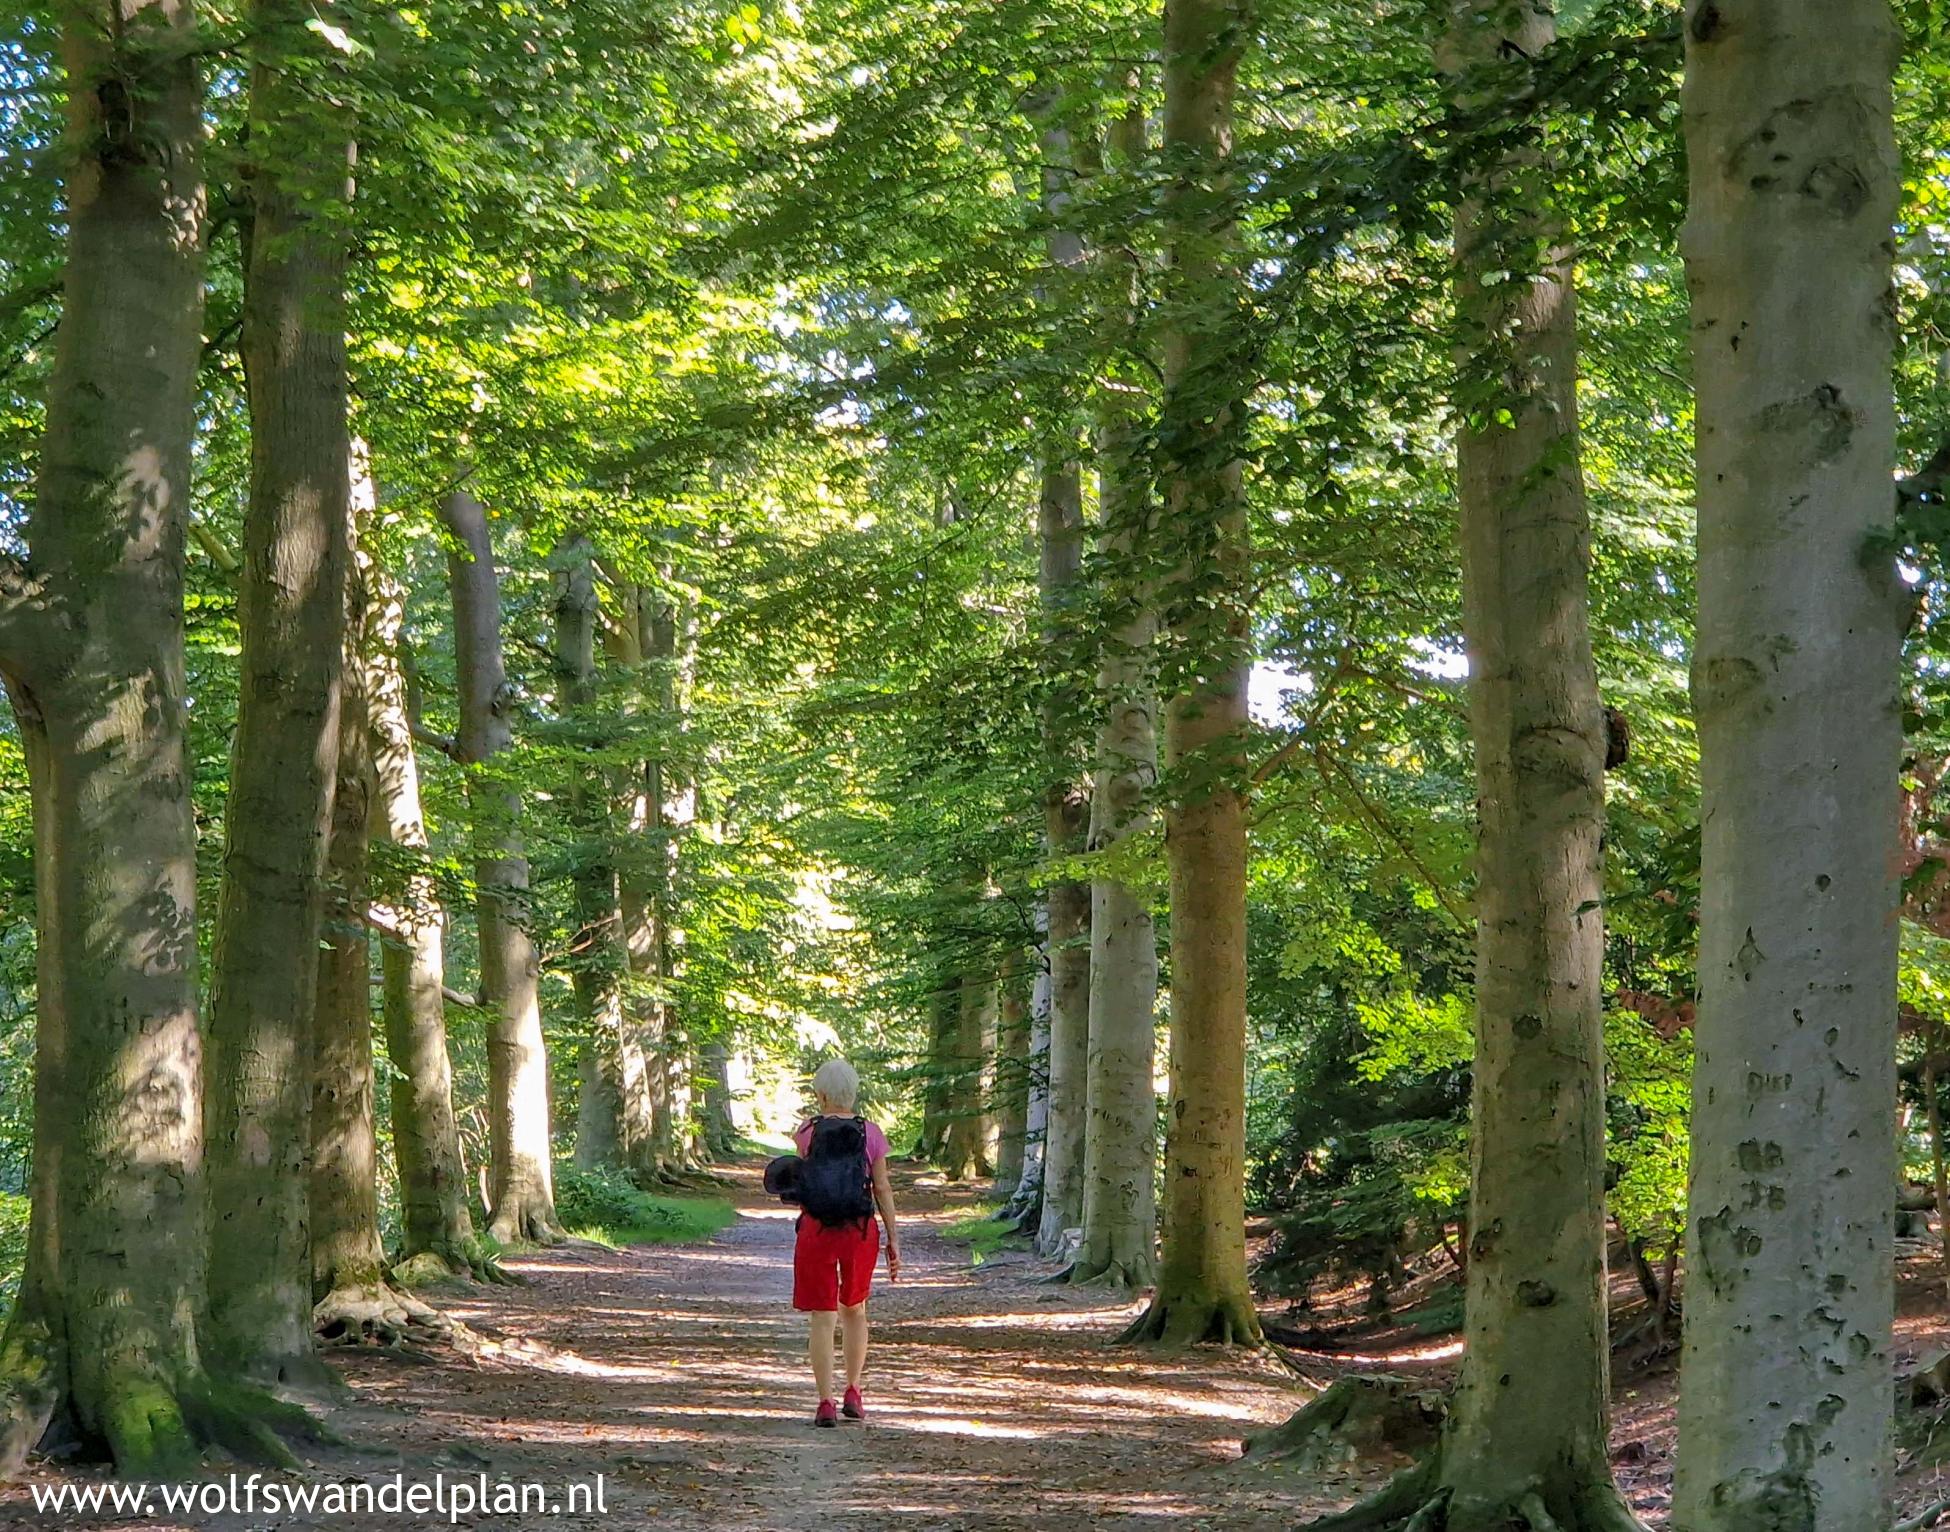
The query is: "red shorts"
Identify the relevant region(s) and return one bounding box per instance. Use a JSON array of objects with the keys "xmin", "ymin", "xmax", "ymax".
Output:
[{"xmin": 792, "ymin": 1214, "xmax": 878, "ymax": 1311}]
